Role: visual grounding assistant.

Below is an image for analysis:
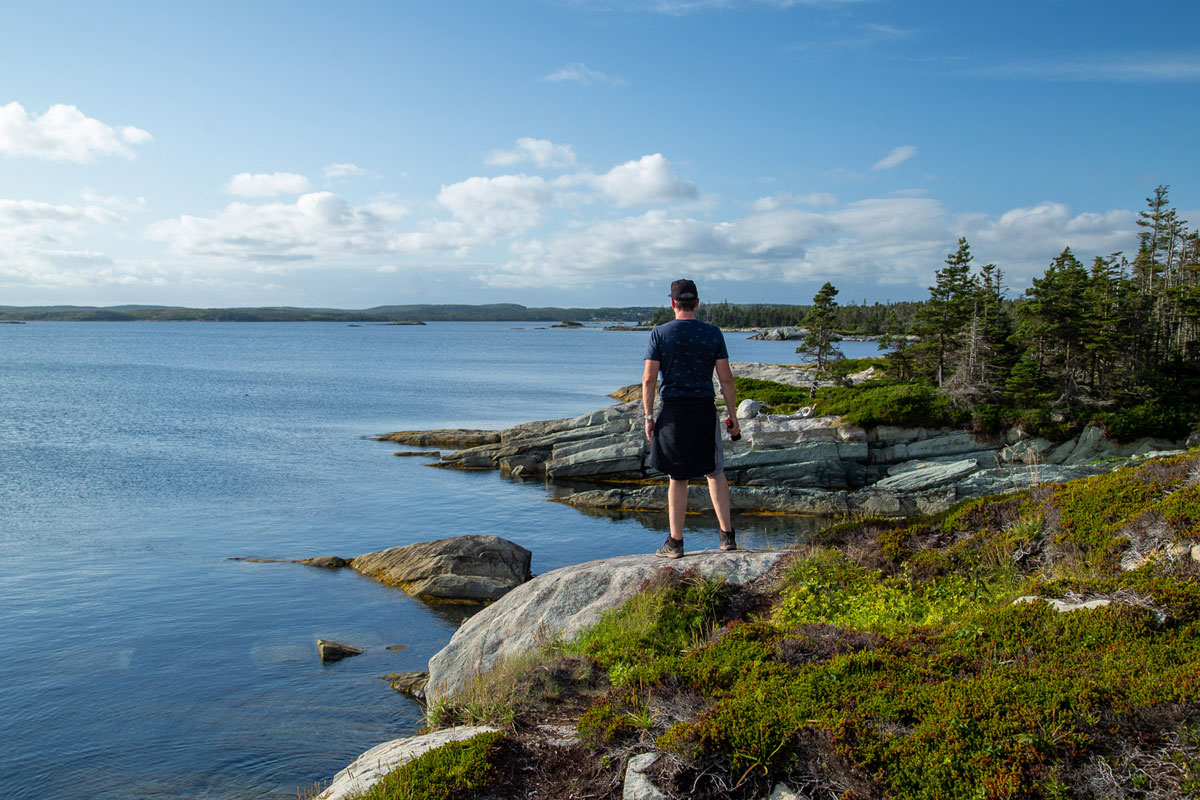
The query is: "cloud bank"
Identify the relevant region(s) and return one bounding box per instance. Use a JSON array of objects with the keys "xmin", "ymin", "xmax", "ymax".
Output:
[{"xmin": 0, "ymin": 102, "xmax": 151, "ymax": 162}]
